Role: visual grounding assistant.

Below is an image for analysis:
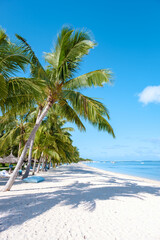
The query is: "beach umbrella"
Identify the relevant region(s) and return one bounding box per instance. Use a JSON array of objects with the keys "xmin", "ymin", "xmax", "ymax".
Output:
[{"xmin": 0, "ymin": 153, "xmax": 18, "ymax": 164}]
